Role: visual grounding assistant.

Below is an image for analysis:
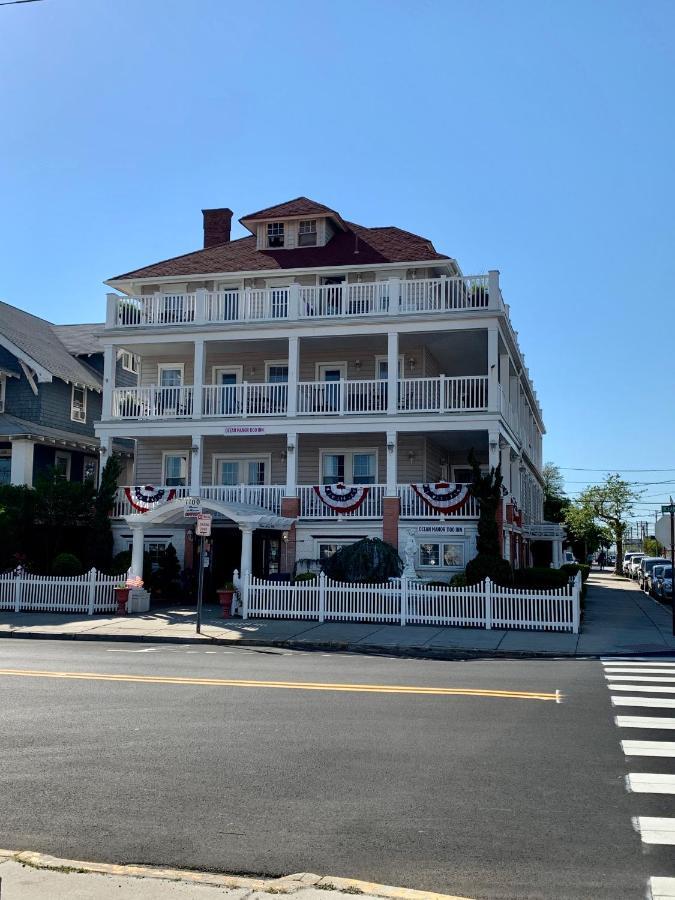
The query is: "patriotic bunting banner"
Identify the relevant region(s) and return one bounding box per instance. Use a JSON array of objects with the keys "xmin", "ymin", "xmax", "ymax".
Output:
[
  {"xmin": 411, "ymin": 482, "xmax": 470, "ymax": 513},
  {"xmin": 125, "ymin": 485, "xmax": 177, "ymax": 513},
  {"xmin": 313, "ymin": 483, "xmax": 370, "ymax": 513}
]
